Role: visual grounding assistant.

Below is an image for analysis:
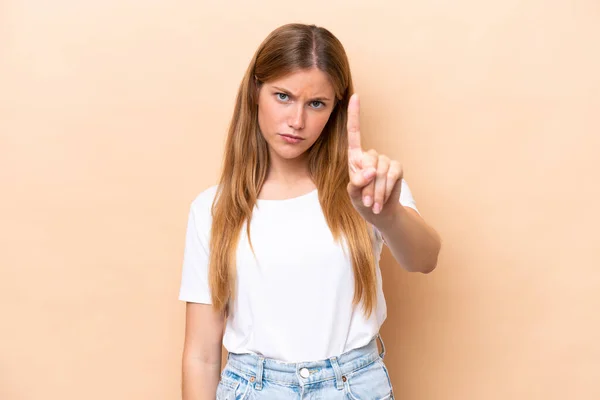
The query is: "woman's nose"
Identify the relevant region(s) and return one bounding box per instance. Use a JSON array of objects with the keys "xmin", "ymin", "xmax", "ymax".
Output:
[{"xmin": 287, "ymin": 104, "xmax": 305, "ymax": 130}]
